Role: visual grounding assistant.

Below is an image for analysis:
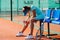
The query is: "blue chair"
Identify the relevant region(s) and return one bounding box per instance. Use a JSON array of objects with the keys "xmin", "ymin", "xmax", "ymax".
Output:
[
  {"xmin": 45, "ymin": 9, "xmax": 53, "ymax": 36},
  {"xmin": 45, "ymin": 9, "xmax": 57, "ymax": 36},
  {"xmin": 45, "ymin": 9, "xmax": 56, "ymax": 22},
  {"xmin": 45, "ymin": 9, "xmax": 51, "ymax": 23},
  {"xmin": 45, "ymin": 9, "xmax": 51, "ymax": 36},
  {"xmin": 52, "ymin": 9, "xmax": 60, "ymax": 24}
]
